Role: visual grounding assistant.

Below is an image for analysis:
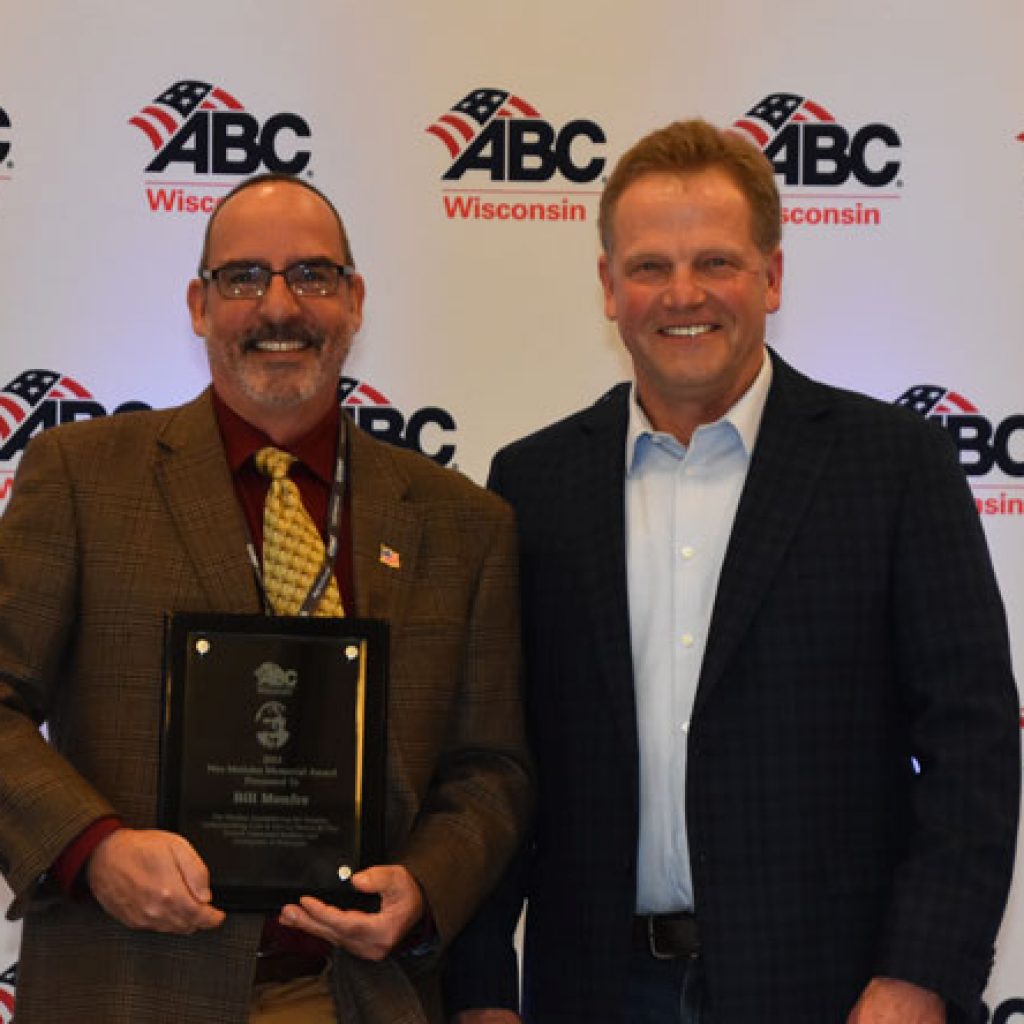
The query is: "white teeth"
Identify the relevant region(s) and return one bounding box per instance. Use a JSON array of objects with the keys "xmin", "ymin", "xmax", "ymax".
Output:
[
  {"xmin": 254, "ymin": 340, "xmax": 307, "ymax": 352},
  {"xmin": 662, "ymin": 324, "xmax": 714, "ymax": 337}
]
